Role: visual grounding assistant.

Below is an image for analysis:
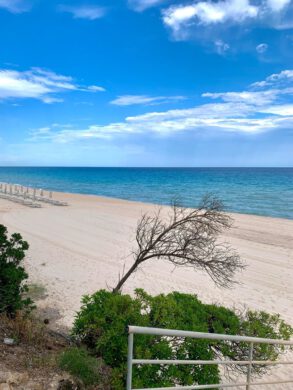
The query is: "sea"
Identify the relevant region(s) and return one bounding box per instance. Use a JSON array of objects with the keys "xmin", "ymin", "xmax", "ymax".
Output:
[{"xmin": 0, "ymin": 167, "xmax": 292, "ymax": 219}]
